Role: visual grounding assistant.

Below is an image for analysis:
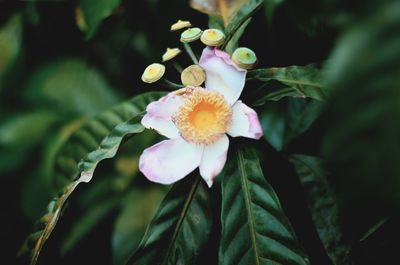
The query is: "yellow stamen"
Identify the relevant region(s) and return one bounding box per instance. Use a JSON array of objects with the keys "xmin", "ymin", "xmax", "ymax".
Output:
[{"xmin": 173, "ymin": 88, "xmax": 231, "ymax": 145}]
